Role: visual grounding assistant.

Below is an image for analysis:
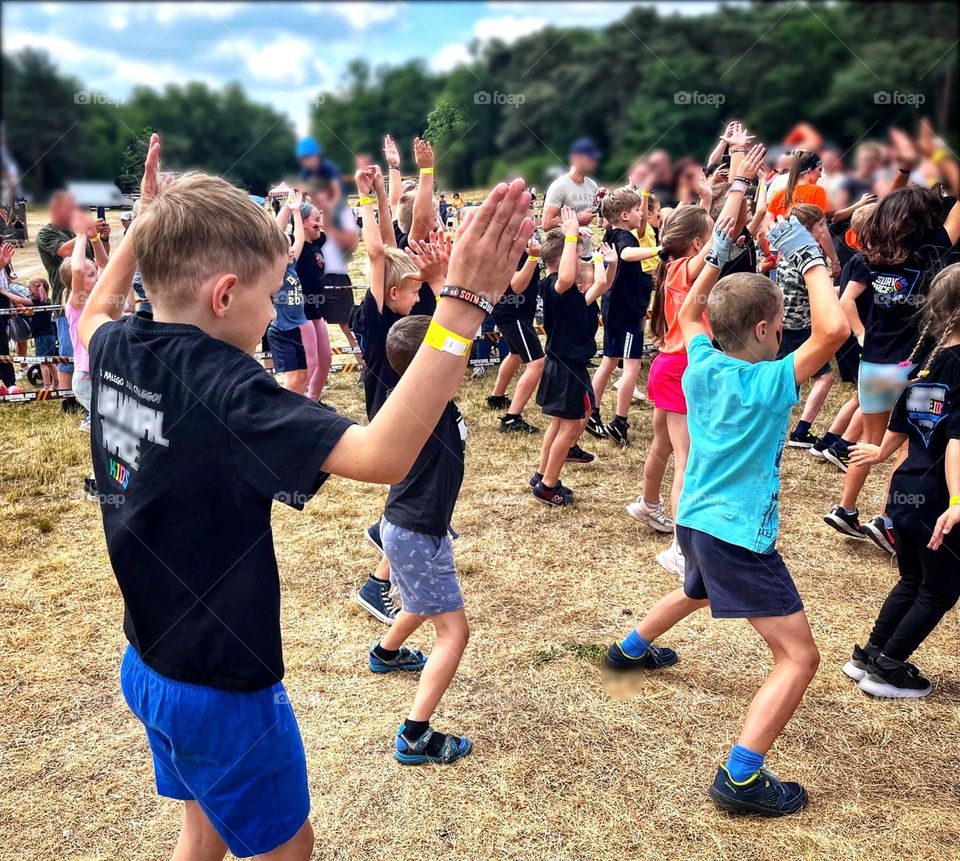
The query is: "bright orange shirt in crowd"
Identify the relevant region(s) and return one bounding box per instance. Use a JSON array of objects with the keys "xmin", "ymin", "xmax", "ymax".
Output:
[
  {"xmin": 768, "ymin": 182, "xmax": 828, "ymax": 219},
  {"xmin": 660, "ymin": 256, "xmax": 713, "ymax": 354}
]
